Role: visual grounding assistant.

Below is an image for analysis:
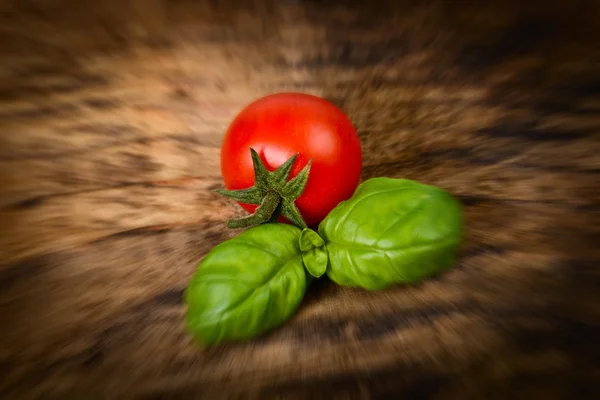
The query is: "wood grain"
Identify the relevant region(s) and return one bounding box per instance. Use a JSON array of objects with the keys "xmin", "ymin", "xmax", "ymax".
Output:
[{"xmin": 1, "ymin": 0, "xmax": 599, "ymax": 398}]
